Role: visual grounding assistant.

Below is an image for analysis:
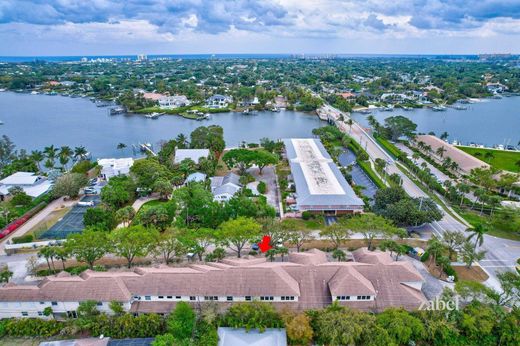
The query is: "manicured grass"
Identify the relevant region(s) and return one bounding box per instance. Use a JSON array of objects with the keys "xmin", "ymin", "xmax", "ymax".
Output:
[
  {"xmin": 357, "ymin": 160, "xmax": 386, "ymax": 188},
  {"xmin": 374, "ymin": 135, "xmax": 401, "ymax": 158},
  {"xmin": 459, "ymin": 210, "xmax": 520, "ymax": 241},
  {"xmin": 457, "ymin": 146, "xmax": 520, "ymax": 172}
]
